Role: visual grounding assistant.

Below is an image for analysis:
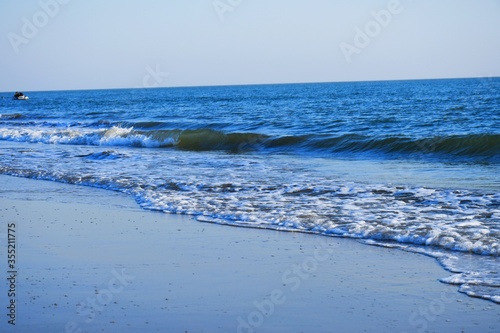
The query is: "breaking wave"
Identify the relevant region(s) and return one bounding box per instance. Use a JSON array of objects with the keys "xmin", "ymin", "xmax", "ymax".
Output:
[{"xmin": 0, "ymin": 124, "xmax": 498, "ymax": 161}]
